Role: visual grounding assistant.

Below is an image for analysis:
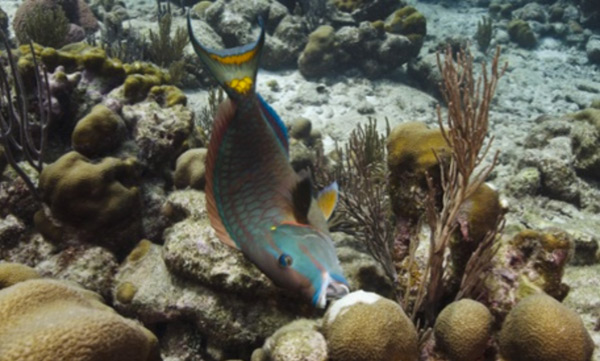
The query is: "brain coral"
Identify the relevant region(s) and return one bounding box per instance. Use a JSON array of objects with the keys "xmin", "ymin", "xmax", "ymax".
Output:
[
  {"xmin": 433, "ymin": 299, "xmax": 493, "ymax": 361},
  {"xmin": 499, "ymin": 293, "xmax": 593, "ymax": 361},
  {"xmin": 0, "ymin": 278, "xmax": 159, "ymax": 361},
  {"xmin": 322, "ymin": 290, "xmax": 418, "ymax": 361}
]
